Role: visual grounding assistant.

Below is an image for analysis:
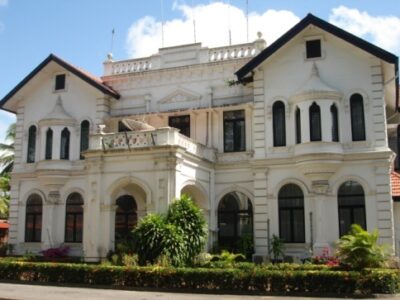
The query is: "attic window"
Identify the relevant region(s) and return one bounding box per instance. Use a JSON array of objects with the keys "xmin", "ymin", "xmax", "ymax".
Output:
[
  {"xmin": 55, "ymin": 74, "xmax": 66, "ymax": 91},
  {"xmin": 306, "ymin": 39, "xmax": 321, "ymax": 59}
]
